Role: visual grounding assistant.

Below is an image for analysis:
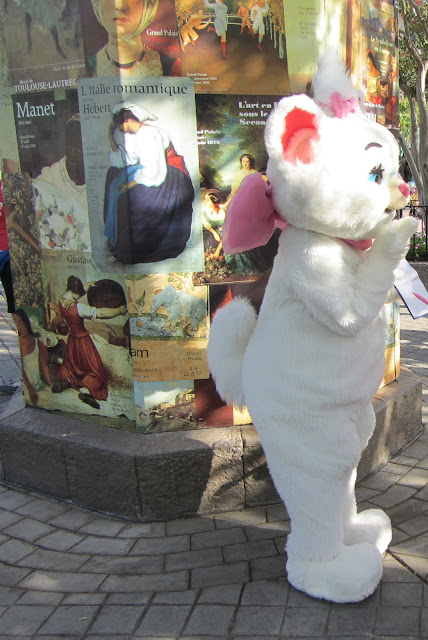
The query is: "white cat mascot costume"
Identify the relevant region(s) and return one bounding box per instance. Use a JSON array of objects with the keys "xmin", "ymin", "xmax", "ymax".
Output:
[{"xmin": 208, "ymin": 51, "xmax": 417, "ymax": 603}]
